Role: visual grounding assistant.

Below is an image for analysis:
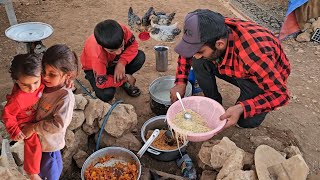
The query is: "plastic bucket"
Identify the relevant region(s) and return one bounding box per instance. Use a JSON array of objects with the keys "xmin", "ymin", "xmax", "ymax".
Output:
[
  {"xmin": 166, "ymin": 96, "xmax": 227, "ymax": 142},
  {"xmin": 154, "ymin": 46, "xmax": 168, "ymax": 72}
]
